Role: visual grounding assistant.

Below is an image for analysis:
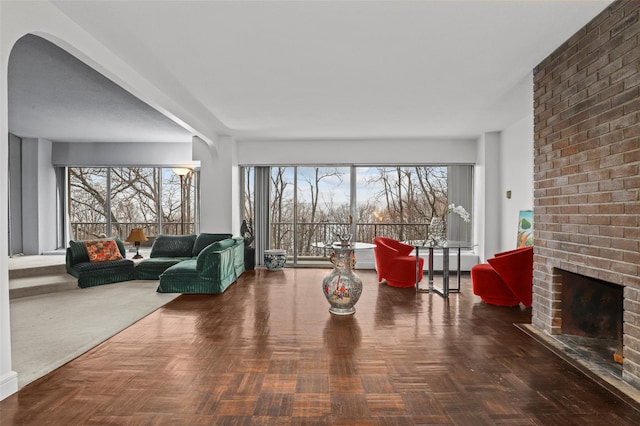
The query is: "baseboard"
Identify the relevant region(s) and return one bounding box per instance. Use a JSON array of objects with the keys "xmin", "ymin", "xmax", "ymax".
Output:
[{"xmin": 0, "ymin": 370, "xmax": 18, "ymax": 401}]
